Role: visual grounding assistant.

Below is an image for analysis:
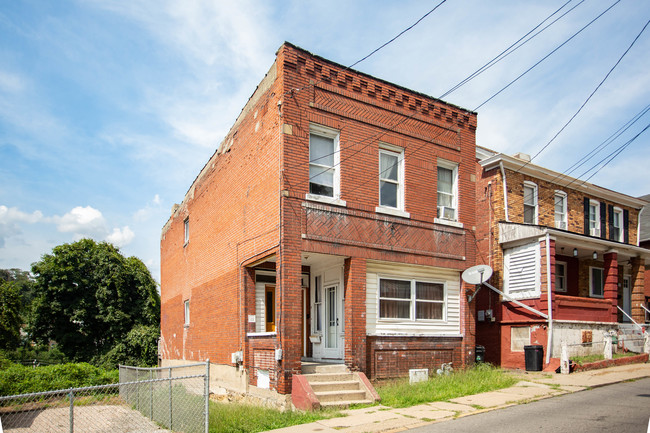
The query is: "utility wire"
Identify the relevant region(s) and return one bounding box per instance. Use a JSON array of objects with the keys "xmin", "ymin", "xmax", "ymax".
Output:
[
  {"xmin": 474, "ymin": 0, "xmax": 621, "ymax": 111},
  {"xmin": 518, "ymin": 16, "xmax": 650, "ymax": 170},
  {"xmin": 440, "ymin": 0, "xmax": 581, "ymax": 99}
]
